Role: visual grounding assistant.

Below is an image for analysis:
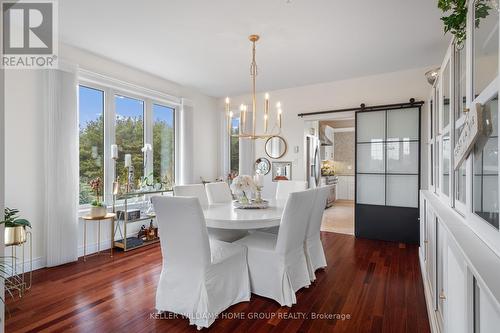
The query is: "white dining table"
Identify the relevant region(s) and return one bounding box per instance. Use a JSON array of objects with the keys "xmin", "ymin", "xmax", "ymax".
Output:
[{"xmin": 203, "ymin": 199, "xmax": 285, "ymax": 230}]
